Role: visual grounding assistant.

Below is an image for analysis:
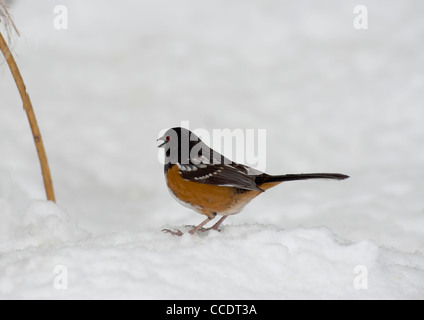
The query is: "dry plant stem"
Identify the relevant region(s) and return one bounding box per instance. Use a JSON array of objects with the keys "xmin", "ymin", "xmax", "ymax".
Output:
[
  {"xmin": 0, "ymin": 0, "xmax": 19, "ymax": 41},
  {"xmin": 0, "ymin": 32, "xmax": 56, "ymax": 202}
]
